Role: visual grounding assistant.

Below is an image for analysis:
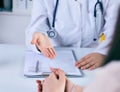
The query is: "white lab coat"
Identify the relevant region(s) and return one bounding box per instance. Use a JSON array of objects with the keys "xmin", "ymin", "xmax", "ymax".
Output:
[{"xmin": 26, "ymin": 0, "xmax": 120, "ymax": 54}]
